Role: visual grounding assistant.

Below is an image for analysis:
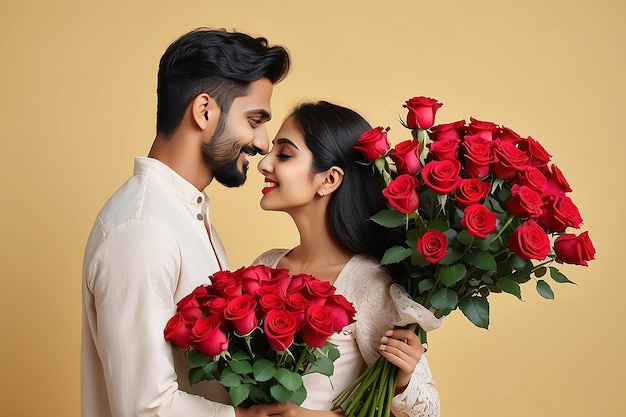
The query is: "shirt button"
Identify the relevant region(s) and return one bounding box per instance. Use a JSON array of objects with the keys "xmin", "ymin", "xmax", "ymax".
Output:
[
  {"xmin": 197, "ymin": 196, "xmax": 203, "ymax": 203},
  {"xmin": 197, "ymin": 213, "xmax": 204, "ymax": 221}
]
